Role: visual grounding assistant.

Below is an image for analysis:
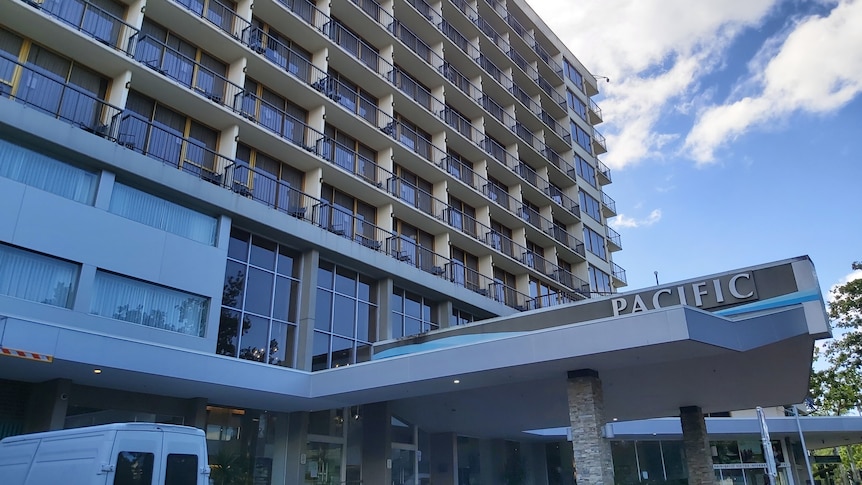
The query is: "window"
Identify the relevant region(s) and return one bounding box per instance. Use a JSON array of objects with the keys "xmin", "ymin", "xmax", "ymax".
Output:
[
  {"xmin": 563, "ymin": 59, "xmax": 583, "ymax": 90},
  {"xmin": 575, "ymin": 156, "xmax": 597, "ymax": 188},
  {"xmin": 443, "ymin": 104, "xmax": 473, "ymax": 140},
  {"xmin": 242, "ymin": 79, "xmax": 308, "ymax": 145},
  {"xmin": 567, "ymin": 89, "xmax": 587, "ymax": 120},
  {"xmin": 114, "ymin": 452, "xmax": 154, "ymax": 485},
  {"xmin": 393, "ymin": 113, "xmax": 432, "ymax": 160},
  {"xmin": 443, "ymin": 150, "xmax": 475, "ymax": 187},
  {"xmin": 120, "ymin": 90, "xmax": 219, "ymax": 174},
  {"xmin": 40, "ymin": 0, "xmax": 126, "ymax": 46},
  {"xmin": 579, "ymin": 190, "xmax": 601, "ymax": 221},
  {"xmin": 447, "ymin": 196, "xmax": 478, "ymax": 238},
  {"xmin": 392, "ymin": 164, "xmax": 433, "ymax": 214},
  {"xmin": 235, "ymin": 143, "xmax": 305, "ymax": 213},
  {"xmin": 135, "ymin": 20, "xmax": 227, "ymax": 98},
  {"xmin": 492, "ymin": 267, "xmax": 518, "ymax": 307},
  {"xmin": 393, "ymin": 66, "xmax": 432, "ymax": 110},
  {"xmin": 570, "ymin": 119, "xmax": 591, "ymax": 152},
  {"xmin": 524, "ymin": 240, "xmax": 547, "ymax": 273},
  {"xmin": 313, "ymin": 261, "xmax": 377, "ymax": 370},
  {"xmin": 320, "ymin": 184, "xmax": 377, "ymax": 245},
  {"xmin": 321, "ymin": 125, "xmax": 379, "ymax": 184},
  {"xmin": 109, "ymin": 183, "xmax": 218, "ymax": 245},
  {"xmin": 589, "ymin": 265, "xmax": 612, "ymax": 295},
  {"xmin": 250, "ymin": 18, "xmax": 312, "ymax": 81},
  {"xmin": 0, "ymin": 28, "xmax": 109, "ymax": 129},
  {"xmin": 327, "ymin": 70, "xmax": 379, "ymax": 124},
  {"xmin": 485, "ymin": 177, "xmax": 510, "ymax": 209},
  {"xmin": 165, "ymin": 454, "xmax": 198, "ymax": 485},
  {"xmin": 329, "ymin": 18, "xmax": 380, "ymax": 70},
  {"xmin": 217, "ymin": 228, "xmax": 300, "ymax": 366},
  {"xmin": 0, "ymin": 137, "xmax": 97, "ymax": 204},
  {"xmin": 0, "ymin": 243, "xmax": 79, "ymax": 308},
  {"xmin": 450, "ymin": 246, "xmax": 480, "ymax": 292},
  {"xmin": 450, "ymin": 307, "xmax": 477, "ymax": 326},
  {"xmin": 91, "ymin": 271, "xmax": 209, "ymax": 336},
  {"xmin": 391, "ymin": 287, "xmax": 437, "ymax": 338},
  {"xmin": 392, "ymin": 219, "xmax": 435, "ymax": 269},
  {"xmin": 583, "ymin": 226, "xmax": 606, "ymax": 260}
]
